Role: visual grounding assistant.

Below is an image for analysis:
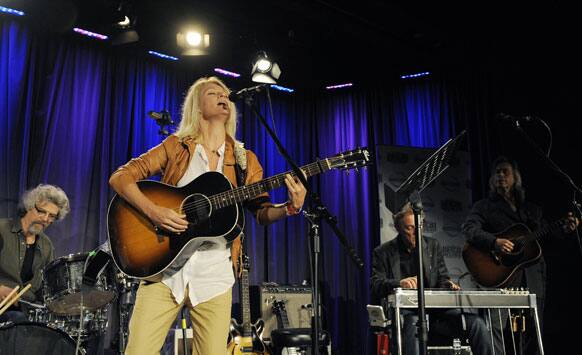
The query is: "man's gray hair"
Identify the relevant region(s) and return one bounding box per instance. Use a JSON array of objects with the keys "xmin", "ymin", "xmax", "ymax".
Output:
[{"xmin": 18, "ymin": 184, "xmax": 70, "ymax": 220}]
